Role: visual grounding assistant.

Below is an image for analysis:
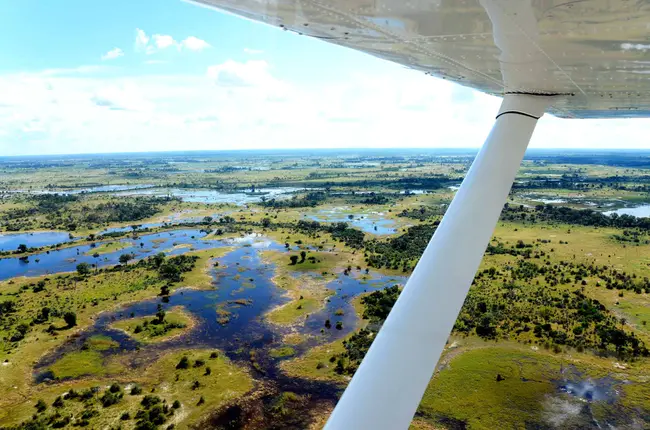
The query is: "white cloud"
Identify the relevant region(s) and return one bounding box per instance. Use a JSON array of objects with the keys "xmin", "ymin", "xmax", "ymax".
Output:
[
  {"xmin": 91, "ymin": 85, "xmax": 153, "ymax": 112},
  {"xmin": 40, "ymin": 65, "xmax": 105, "ymax": 76},
  {"xmin": 135, "ymin": 28, "xmax": 149, "ymax": 52},
  {"xmin": 101, "ymin": 48, "xmax": 124, "ymax": 61},
  {"xmin": 2, "ymin": 58, "xmax": 650, "ymax": 156},
  {"xmin": 134, "ymin": 29, "xmax": 209, "ymax": 55},
  {"xmin": 152, "ymin": 34, "xmax": 177, "ymax": 51},
  {"xmin": 244, "ymin": 48, "xmax": 263, "ymax": 55},
  {"xmin": 206, "ymin": 60, "xmax": 274, "ymax": 87},
  {"xmin": 182, "ymin": 36, "xmax": 210, "ymax": 51}
]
